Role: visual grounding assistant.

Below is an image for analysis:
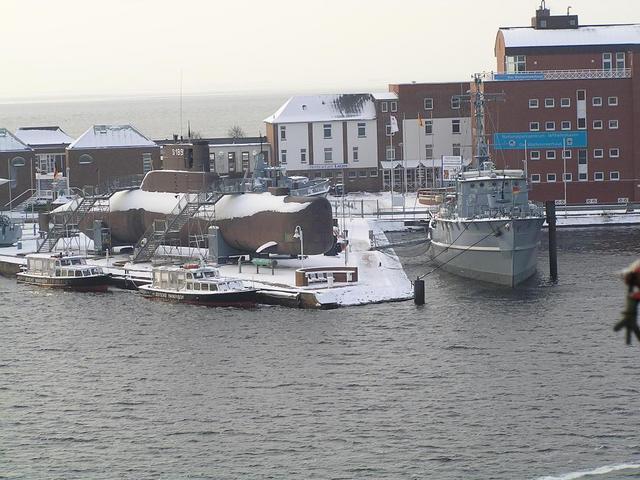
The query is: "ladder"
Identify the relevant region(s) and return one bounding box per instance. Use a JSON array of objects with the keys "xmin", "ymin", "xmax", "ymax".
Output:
[
  {"xmin": 131, "ymin": 192, "xmax": 223, "ymax": 263},
  {"xmin": 37, "ymin": 192, "xmax": 113, "ymax": 253}
]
